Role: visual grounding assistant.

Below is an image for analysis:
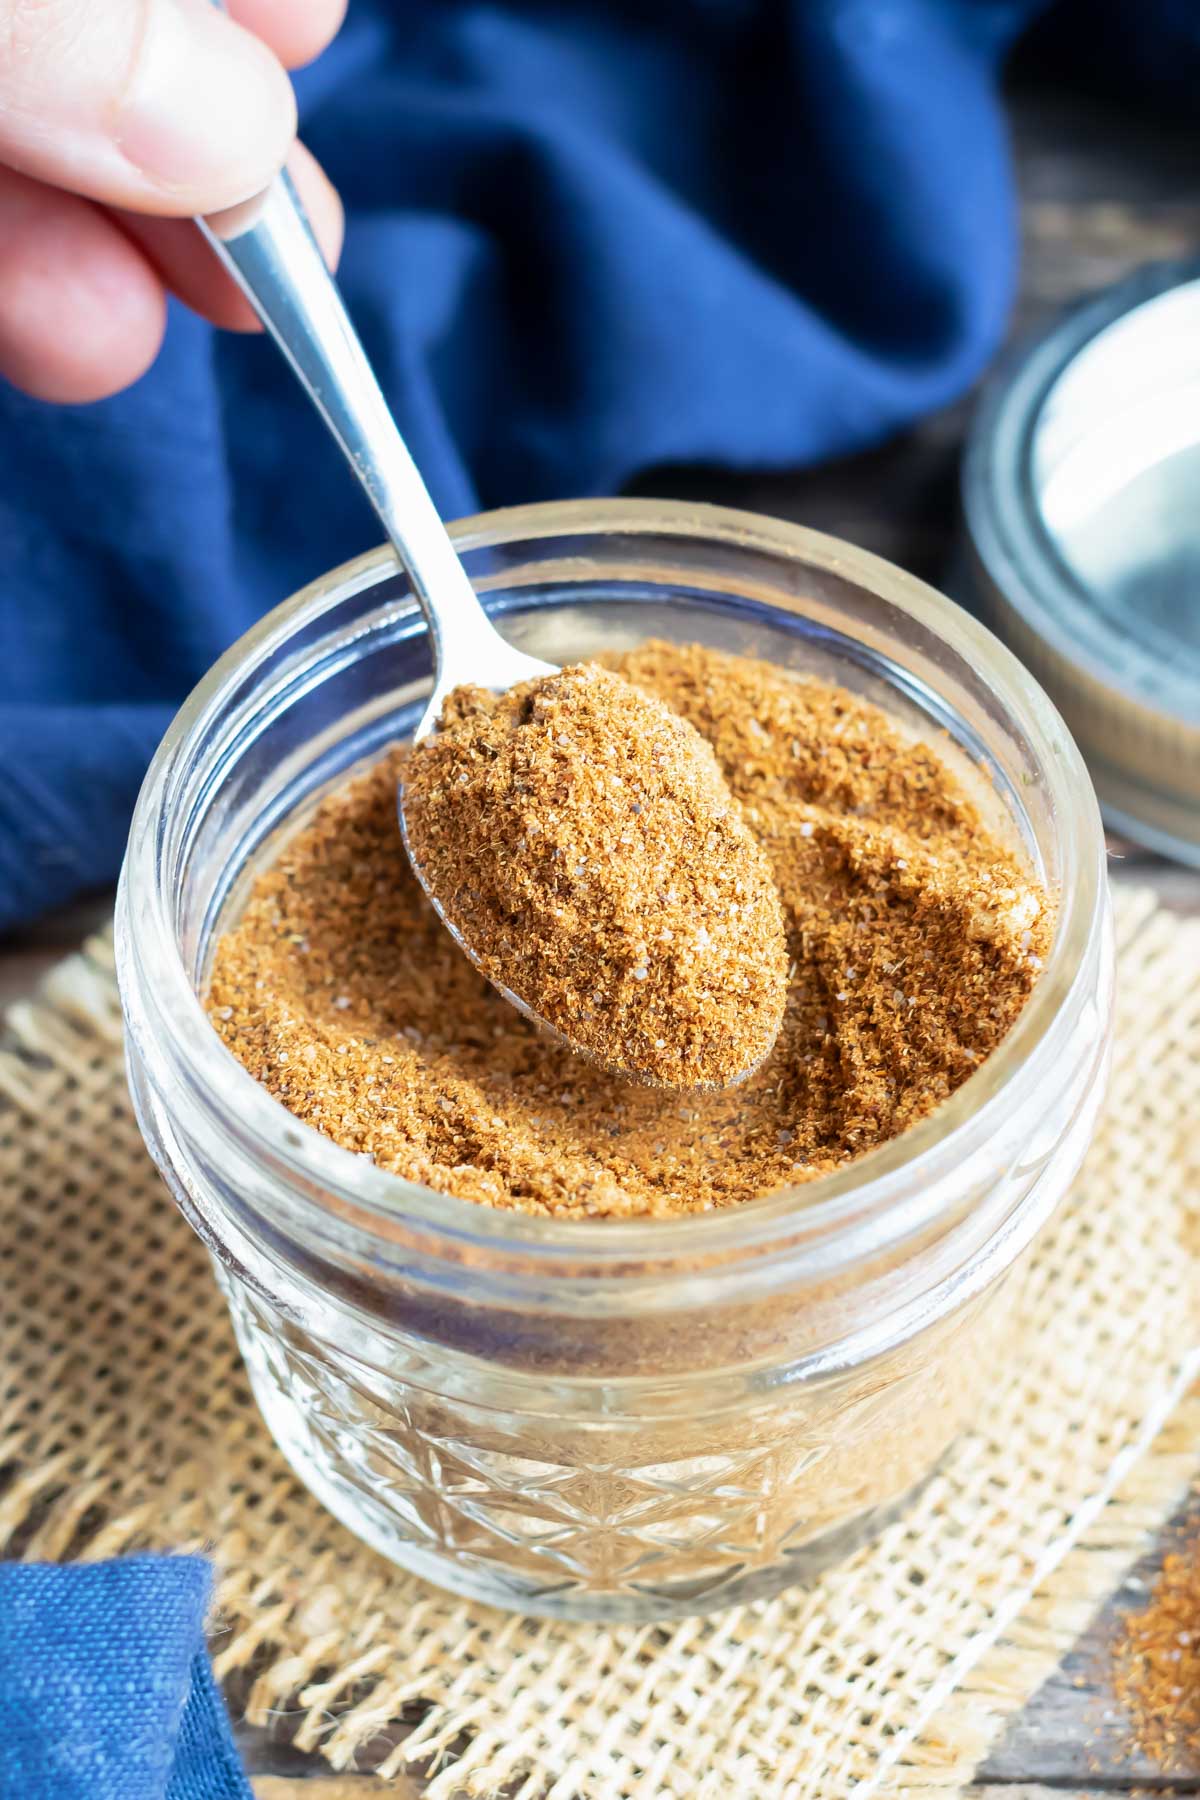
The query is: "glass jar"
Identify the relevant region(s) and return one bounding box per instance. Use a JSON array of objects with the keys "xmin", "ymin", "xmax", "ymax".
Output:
[{"xmin": 116, "ymin": 500, "xmax": 1113, "ymax": 1622}]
